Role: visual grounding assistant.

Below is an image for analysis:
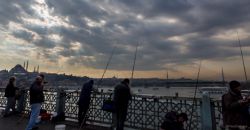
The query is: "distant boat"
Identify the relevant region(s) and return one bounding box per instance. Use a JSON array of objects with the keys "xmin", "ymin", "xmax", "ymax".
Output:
[
  {"xmin": 198, "ymin": 86, "xmax": 228, "ymax": 94},
  {"xmin": 152, "ymin": 87, "xmax": 159, "ymax": 90},
  {"xmin": 165, "ymin": 69, "xmax": 170, "ymax": 88}
]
